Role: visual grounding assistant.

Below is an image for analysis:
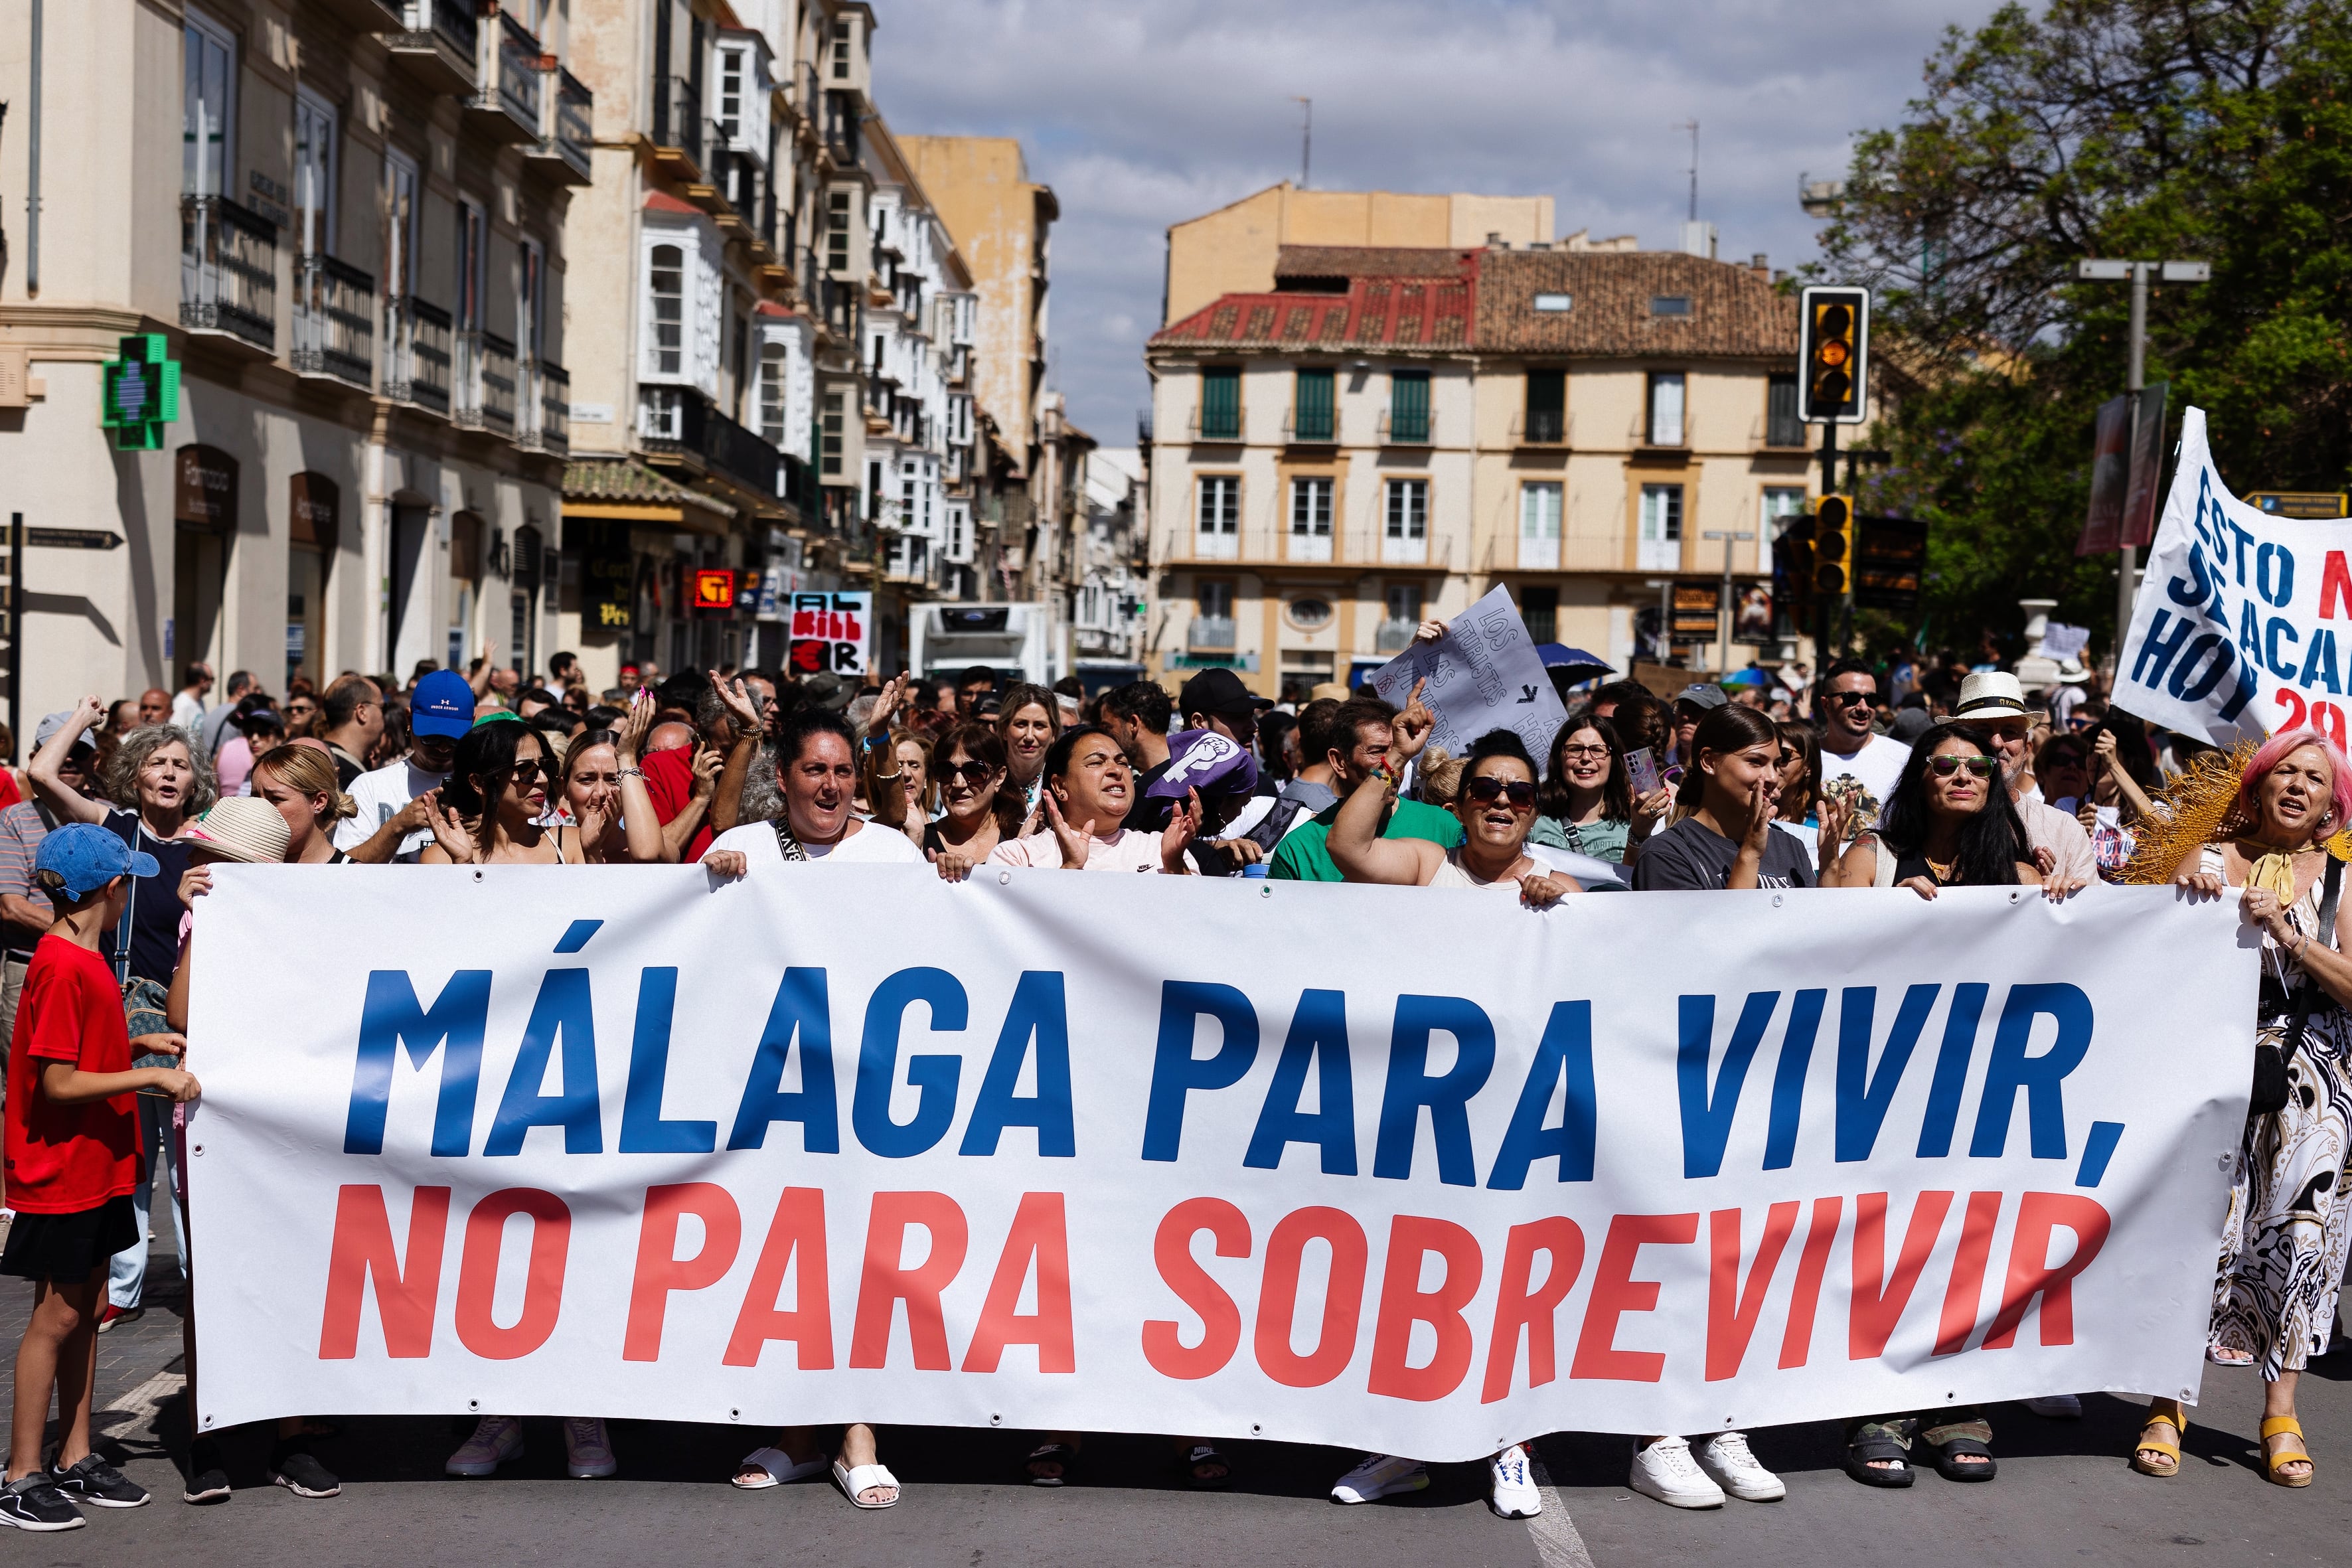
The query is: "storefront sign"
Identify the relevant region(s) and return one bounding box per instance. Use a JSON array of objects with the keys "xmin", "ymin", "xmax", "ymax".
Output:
[{"xmin": 175, "ymin": 444, "xmax": 239, "ymax": 530}]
